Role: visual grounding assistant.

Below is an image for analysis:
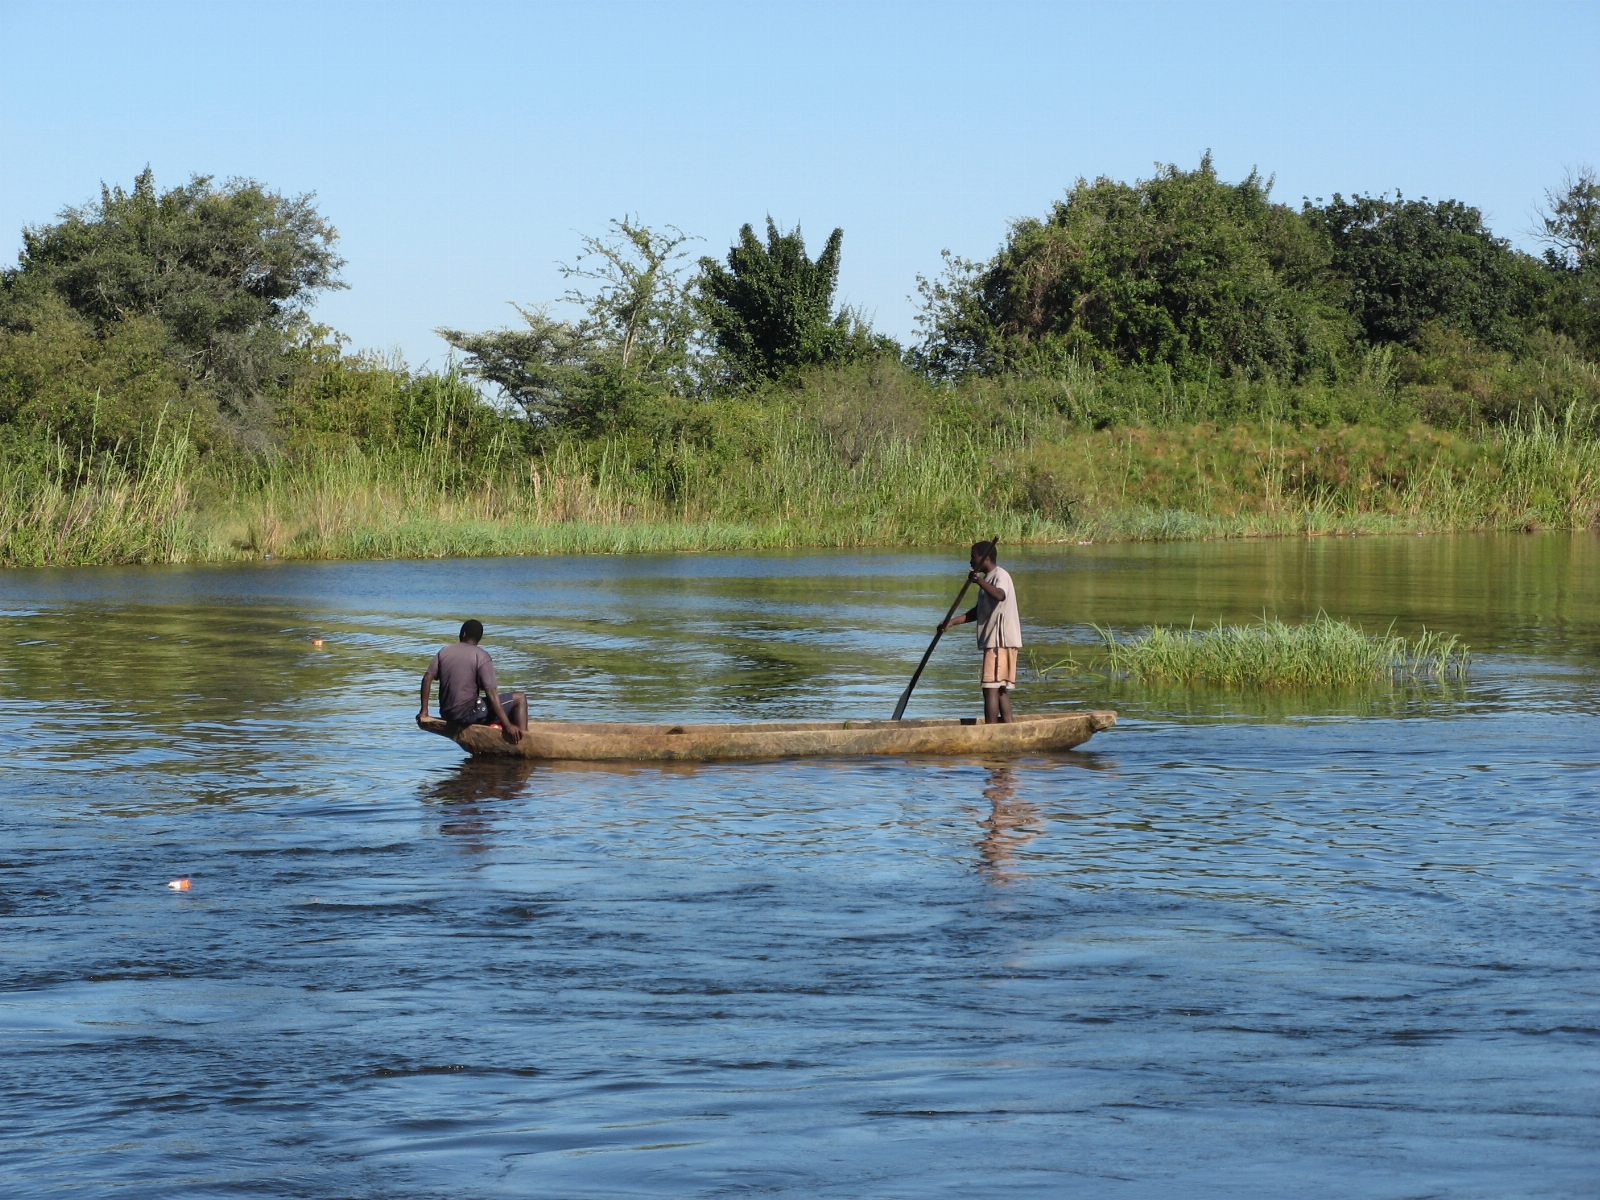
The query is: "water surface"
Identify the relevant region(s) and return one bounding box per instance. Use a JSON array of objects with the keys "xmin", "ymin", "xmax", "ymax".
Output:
[{"xmin": 2, "ymin": 535, "xmax": 1596, "ymax": 1197}]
